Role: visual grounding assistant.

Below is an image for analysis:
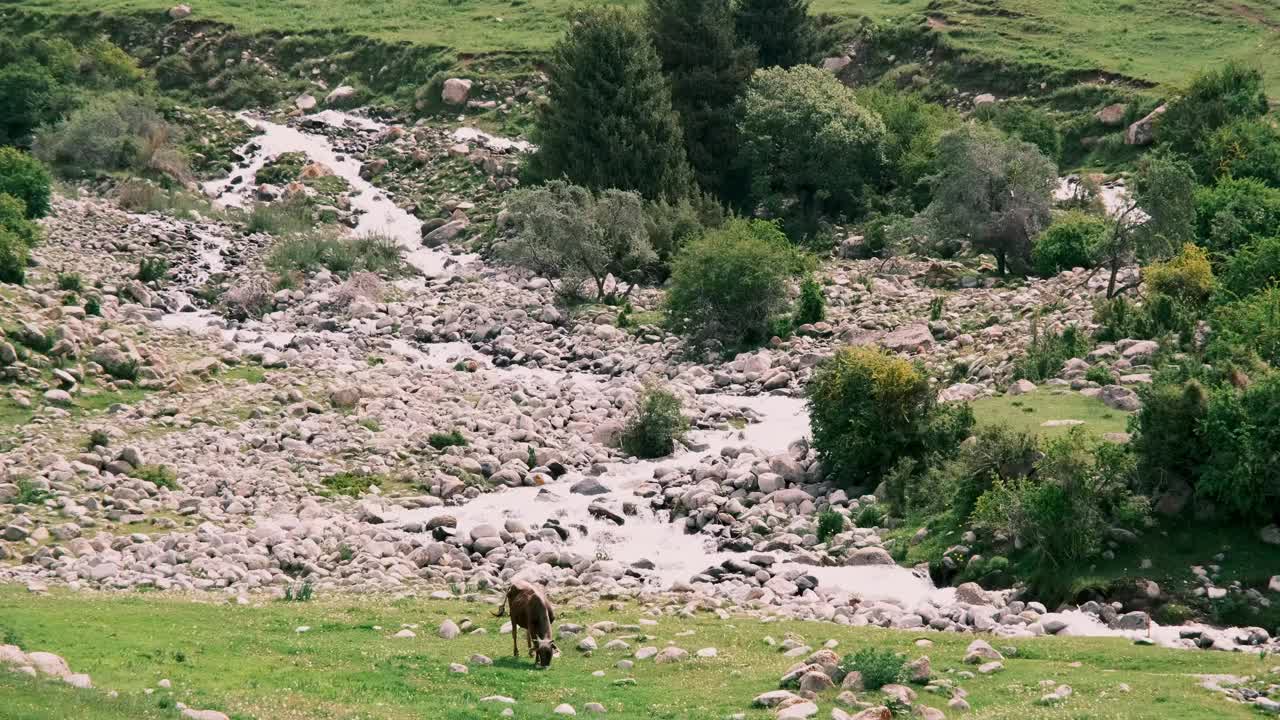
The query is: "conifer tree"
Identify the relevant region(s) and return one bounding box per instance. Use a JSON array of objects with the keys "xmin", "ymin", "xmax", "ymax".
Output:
[
  {"xmin": 526, "ymin": 7, "xmax": 692, "ymax": 201},
  {"xmin": 733, "ymin": 0, "xmax": 819, "ymax": 69}
]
